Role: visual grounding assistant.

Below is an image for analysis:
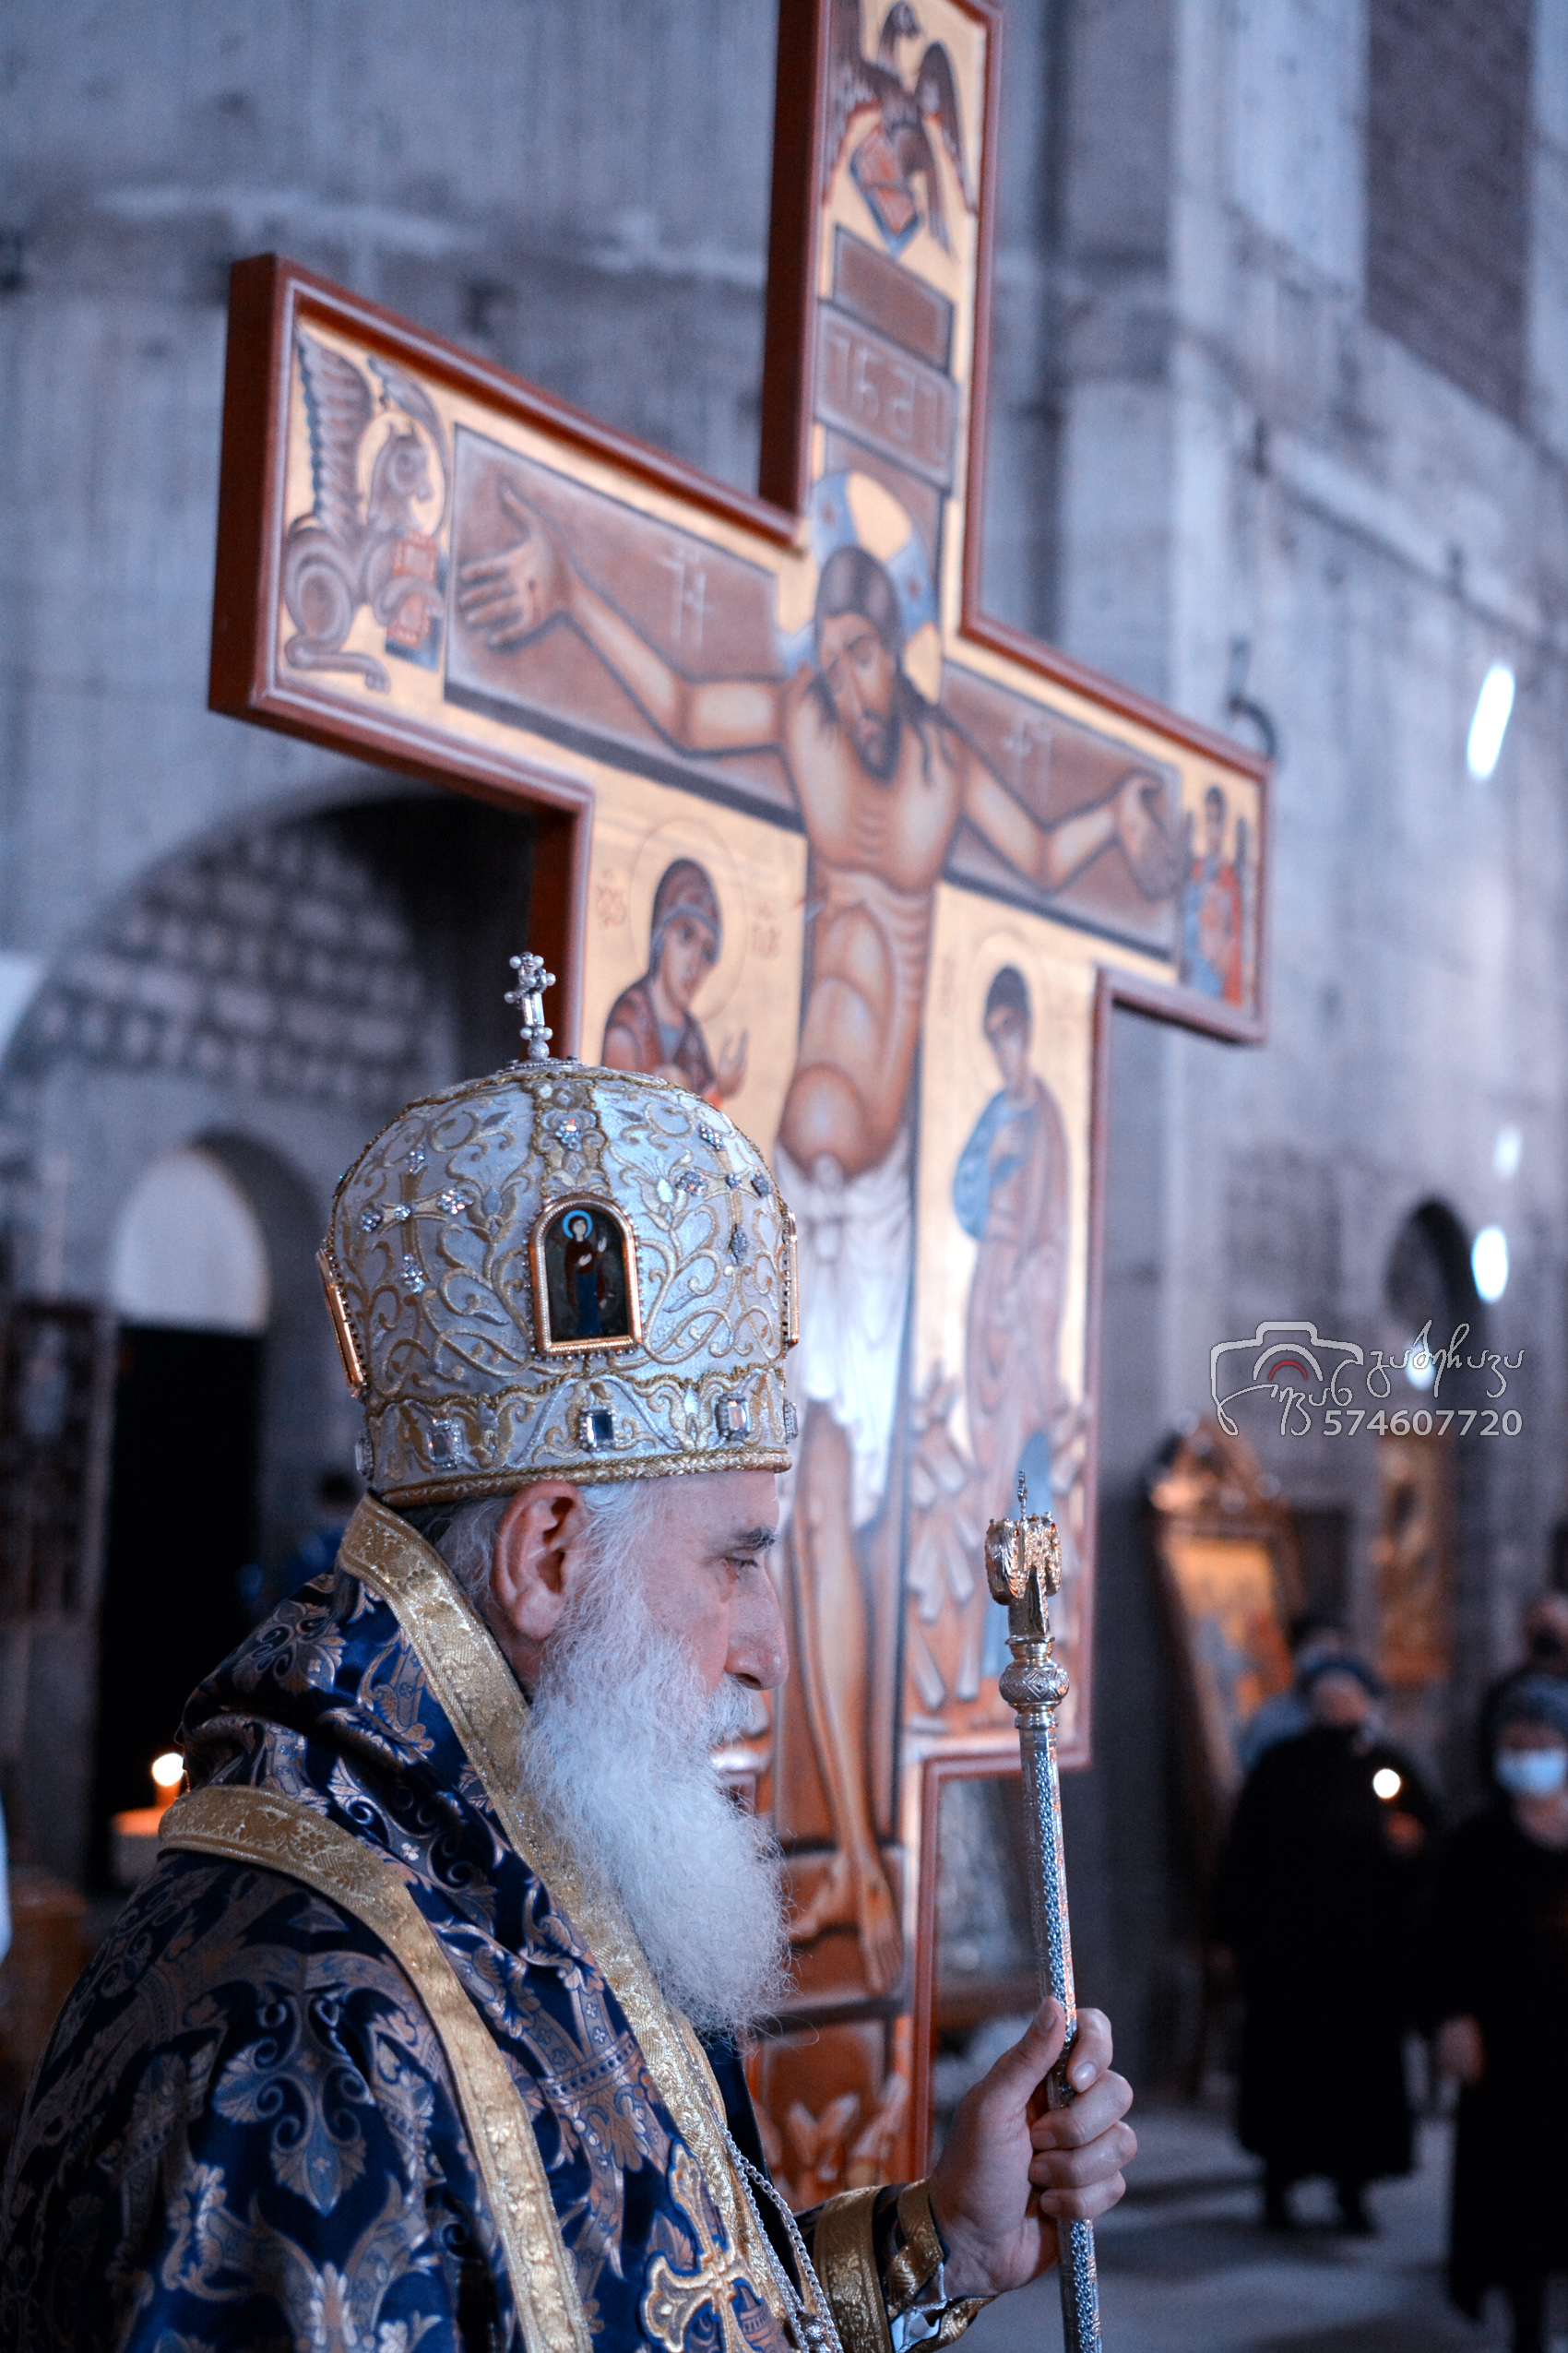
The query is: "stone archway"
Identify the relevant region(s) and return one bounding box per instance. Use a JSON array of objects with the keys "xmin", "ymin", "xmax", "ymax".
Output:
[{"xmin": 0, "ymin": 783, "xmax": 544, "ymax": 1885}]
